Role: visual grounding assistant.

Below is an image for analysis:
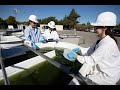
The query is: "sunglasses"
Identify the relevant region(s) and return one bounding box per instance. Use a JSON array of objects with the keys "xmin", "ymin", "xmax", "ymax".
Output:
[
  {"xmin": 33, "ymin": 22, "xmax": 37, "ymax": 24},
  {"xmin": 30, "ymin": 21, "xmax": 37, "ymax": 24}
]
